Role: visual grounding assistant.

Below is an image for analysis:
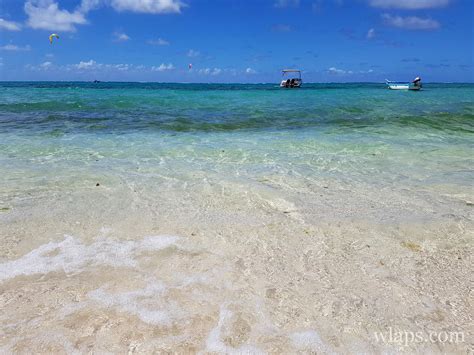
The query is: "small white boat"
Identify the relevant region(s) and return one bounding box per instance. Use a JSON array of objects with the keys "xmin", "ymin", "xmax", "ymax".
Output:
[
  {"xmin": 386, "ymin": 77, "xmax": 422, "ymax": 91},
  {"xmin": 280, "ymin": 69, "xmax": 302, "ymax": 88}
]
